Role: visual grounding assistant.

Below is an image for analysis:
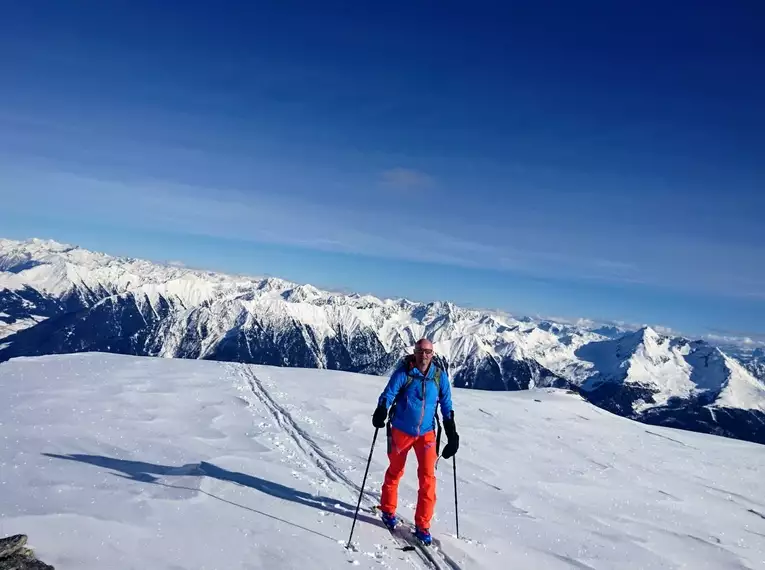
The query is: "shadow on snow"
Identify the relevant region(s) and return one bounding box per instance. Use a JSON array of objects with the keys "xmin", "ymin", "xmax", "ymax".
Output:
[{"xmin": 43, "ymin": 453, "xmax": 384, "ymax": 543}]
